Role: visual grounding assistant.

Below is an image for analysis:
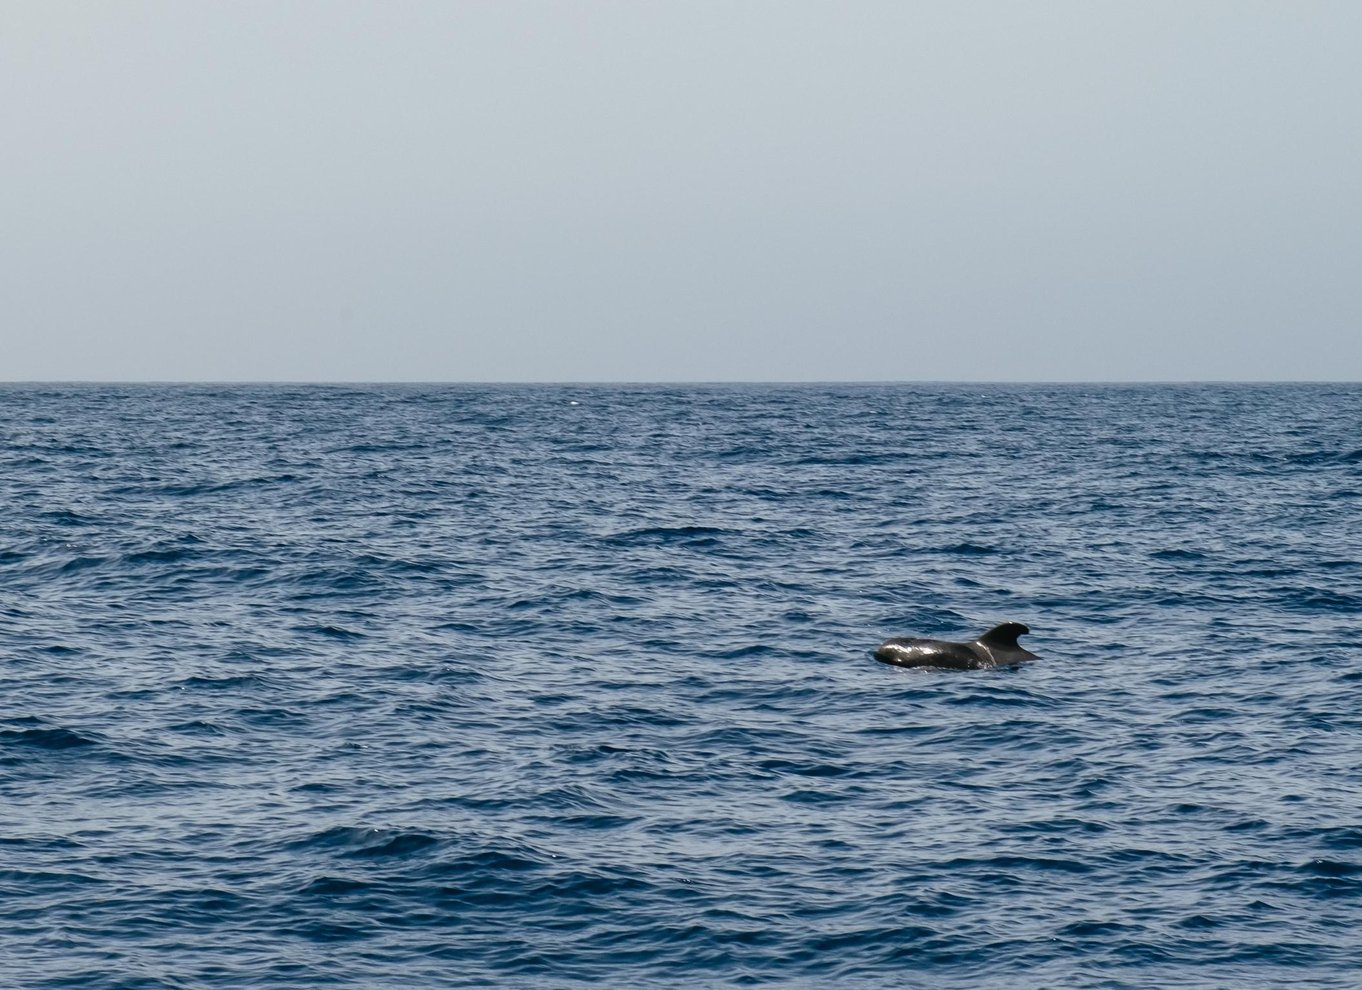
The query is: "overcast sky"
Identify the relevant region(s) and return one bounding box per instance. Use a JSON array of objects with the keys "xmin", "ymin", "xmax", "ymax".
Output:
[{"xmin": 3, "ymin": 1, "xmax": 1359, "ymax": 381}]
